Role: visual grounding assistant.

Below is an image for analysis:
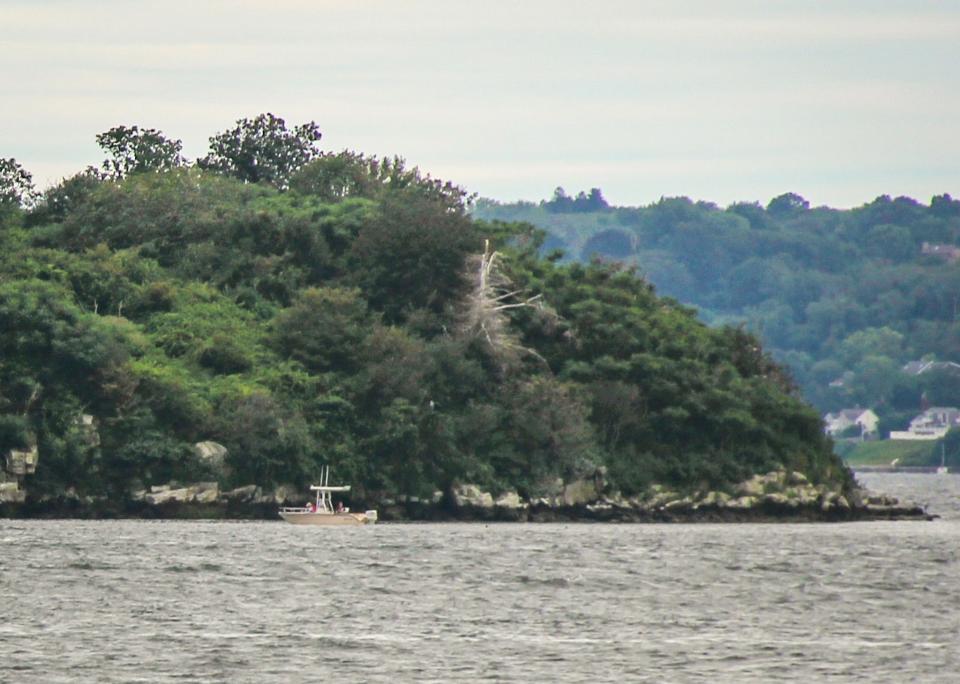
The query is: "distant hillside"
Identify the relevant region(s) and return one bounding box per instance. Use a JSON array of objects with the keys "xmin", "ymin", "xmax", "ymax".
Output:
[
  {"xmin": 474, "ymin": 189, "xmax": 960, "ymax": 436},
  {"xmin": 0, "ymin": 119, "xmax": 849, "ymax": 506}
]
